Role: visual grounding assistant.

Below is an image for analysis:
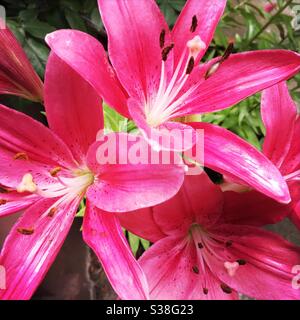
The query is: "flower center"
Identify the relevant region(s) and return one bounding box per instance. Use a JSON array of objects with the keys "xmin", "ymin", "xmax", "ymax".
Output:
[
  {"xmin": 17, "ymin": 167, "xmax": 94, "ymax": 216},
  {"xmin": 13, "ymin": 153, "xmax": 96, "ymax": 233},
  {"xmin": 145, "ymin": 16, "xmax": 234, "ymax": 129},
  {"xmin": 188, "ymin": 223, "xmax": 246, "ymax": 295},
  {"xmin": 145, "ymin": 35, "xmax": 206, "ymax": 128},
  {"xmin": 38, "ymin": 168, "xmax": 94, "ymax": 199}
]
